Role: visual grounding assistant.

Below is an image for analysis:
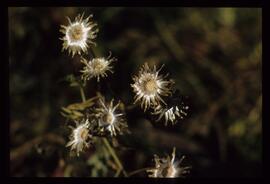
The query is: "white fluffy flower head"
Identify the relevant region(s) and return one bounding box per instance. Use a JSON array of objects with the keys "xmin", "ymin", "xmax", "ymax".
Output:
[
  {"xmin": 95, "ymin": 97, "xmax": 128, "ymax": 136},
  {"xmin": 131, "ymin": 63, "xmax": 174, "ymax": 111},
  {"xmin": 147, "ymin": 147, "xmax": 191, "ymax": 178},
  {"xmin": 66, "ymin": 119, "xmax": 92, "ymax": 156},
  {"xmin": 80, "ymin": 52, "xmax": 115, "ymax": 82},
  {"xmin": 60, "ymin": 13, "xmax": 98, "ymax": 57}
]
